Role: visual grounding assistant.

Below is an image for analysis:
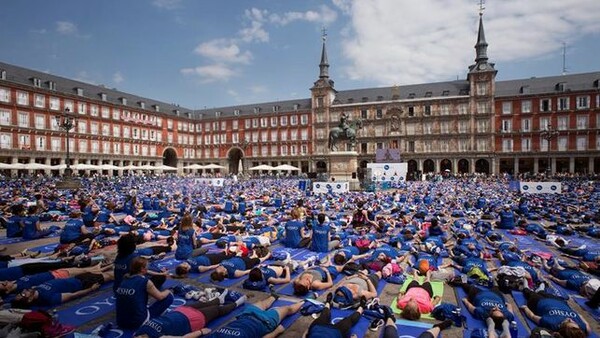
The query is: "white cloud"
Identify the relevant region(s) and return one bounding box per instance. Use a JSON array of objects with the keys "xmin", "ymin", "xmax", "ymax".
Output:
[
  {"xmin": 269, "ymin": 5, "xmax": 337, "ymax": 26},
  {"xmin": 193, "ymin": 39, "xmax": 252, "ymax": 64},
  {"xmin": 152, "ymin": 0, "xmax": 182, "ymax": 10},
  {"xmin": 335, "ymin": 0, "xmax": 600, "ymax": 85},
  {"xmin": 181, "ymin": 63, "xmax": 236, "ymax": 83},
  {"xmin": 112, "ymin": 72, "xmax": 124, "ymax": 84},
  {"xmin": 56, "ymin": 21, "xmax": 78, "ymax": 35},
  {"xmin": 249, "ymin": 85, "xmax": 268, "ymax": 94}
]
